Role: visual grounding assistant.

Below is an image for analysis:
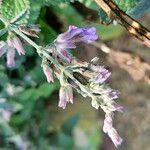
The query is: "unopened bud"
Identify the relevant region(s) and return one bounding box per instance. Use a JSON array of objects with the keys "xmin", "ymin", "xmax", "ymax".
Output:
[
  {"xmin": 11, "ymin": 37, "xmax": 25, "ymax": 55},
  {"xmin": 58, "ymin": 85, "xmax": 73, "ymax": 109},
  {"xmin": 108, "ymin": 127, "xmax": 123, "ymax": 147},
  {"xmin": 103, "ymin": 114, "xmax": 113, "ymax": 133},
  {"xmin": 42, "ymin": 64, "xmax": 54, "ymax": 83},
  {"xmin": 94, "ymin": 68, "xmax": 111, "ymax": 84}
]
